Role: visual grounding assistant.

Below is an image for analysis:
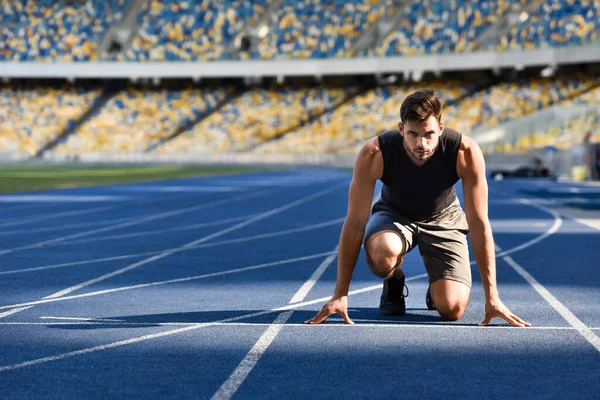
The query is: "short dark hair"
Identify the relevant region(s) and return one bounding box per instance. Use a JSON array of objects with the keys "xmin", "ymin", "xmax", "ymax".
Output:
[{"xmin": 400, "ymin": 89, "xmax": 443, "ymax": 123}]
